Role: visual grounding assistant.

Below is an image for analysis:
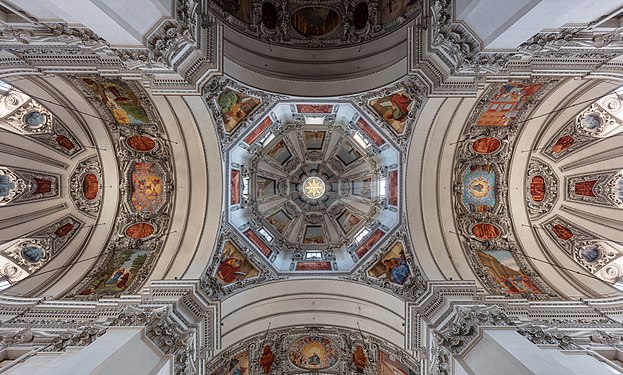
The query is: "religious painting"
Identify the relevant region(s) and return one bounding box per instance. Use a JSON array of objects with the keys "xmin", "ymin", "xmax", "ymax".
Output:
[
  {"xmin": 471, "ymin": 223, "xmax": 501, "ymax": 240},
  {"xmin": 256, "ymin": 176, "xmax": 277, "ymax": 198},
  {"xmin": 56, "ymin": 135, "xmax": 75, "ymax": 151},
  {"xmin": 297, "ymin": 104, "xmax": 333, "ymax": 113},
  {"xmin": 476, "ymin": 82, "xmax": 543, "ymax": 127},
  {"xmin": 130, "ymin": 162, "xmax": 165, "ymax": 213},
  {"xmin": 22, "ymin": 245, "xmax": 45, "ymax": 263},
  {"xmin": 304, "ymin": 131, "xmax": 326, "ymax": 150},
  {"xmin": 355, "ymin": 229, "xmax": 385, "ymax": 258},
  {"xmin": 551, "ymin": 224, "xmax": 573, "ymax": 241},
  {"xmin": 215, "ymin": 241, "xmax": 258, "ymax": 286},
  {"xmin": 55, "ymin": 222, "xmax": 75, "ymax": 238},
  {"xmin": 79, "ymin": 249, "xmax": 148, "ymax": 296},
  {"xmin": 211, "ymin": 351, "xmax": 250, "ymax": 375},
  {"xmin": 574, "ymin": 180, "xmax": 597, "ymax": 197},
  {"xmin": 126, "ymin": 135, "xmax": 156, "ymax": 152},
  {"xmin": 369, "ymin": 91, "xmax": 413, "ymax": 134},
  {"xmin": 243, "ymin": 116, "xmax": 273, "ymax": 144},
  {"xmin": 291, "ymin": 7, "xmax": 340, "ymax": 37},
  {"xmin": 478, "ymin": 250, "xmax": 541, "ymax": 295},
  {"xmin": 389, "ymin": 170, "xmax": 398, "ymax": 206},
  {"xmin": 551, "ymin": 134, "xmax": 575, "ymax": 154},
  {"xmin": 288, "ymin": 336, "xmax": 339, "ymax": 370},
  {"xmin": 472, "ymin": 137, "xmax": 501, "ymax": 154},
  {"xmin": 336, "ymin": 142, "xmax": 362, "ymax": 166},
  {"xmin": 336, "ymin": 210, "xmax": 362, "ymax": 234},
  {"xmin": 266, "ymin": 209, "xmax": 293, "ymax": 235},
  {"xmin": 378, "ymin": 350, "xmax": 416, "ymax": 375},
  {"xmin": 353, "ymin": 345, "xmax": 368, "ymax": 373},
  {"xmin": 462, "ymin": 165, "xmax": 496, "ymax": 213},
  {"xmin": 303, "ymin": 225, "xmax": 325, "ymax": 244},
  {"xmin": 231, "ymin": 169, "xmax": 241, "ymax": 205},
  {"xmin": 244, "ymin": 229, "xmax": 273, "ymax": 257},
  {"xmin": 125, "ymin": 222, "xmax": 155, "ymax": 239},
  {"xmin": 380, "ymin": 0, "xmax": 416, "ymax": 23},
  {"xmin": 368, "ymin": 242, "xmax": 411, "ymax": 285},
  {"xmin": 352, "ymin": 178, "xmax": 372, "ymax": 199},
  {"xmin": 83, "ymin": 173, "xmax": 99, "ymax": 200},
  {"xmin": 218, "ymin": 89, "xmax": 260, "ymax": 133},
  {"xmin": 83, "ymin": 78, "xmax": 150, "ymax": 125},
  {"xmin": 295, "ymin": 261, "xmax": 332, "ymax": 271},
  {"xmin": 267, "ymin": 140, "xmax": 292, "ymax": 165},
  {"xmin": 213, "ymin": 0, "xmax": 251, "ymax": 23},
  {"xmin": 259, "ymin": 345, "xmax": 275, "ymax": 374},
  {"xmin": 356, "ymin": 118, "xmax": 385, "ymax": 146},
  {"xmin": 529, "ymin": 176, "xmax": 546, "ymax": 202}
]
